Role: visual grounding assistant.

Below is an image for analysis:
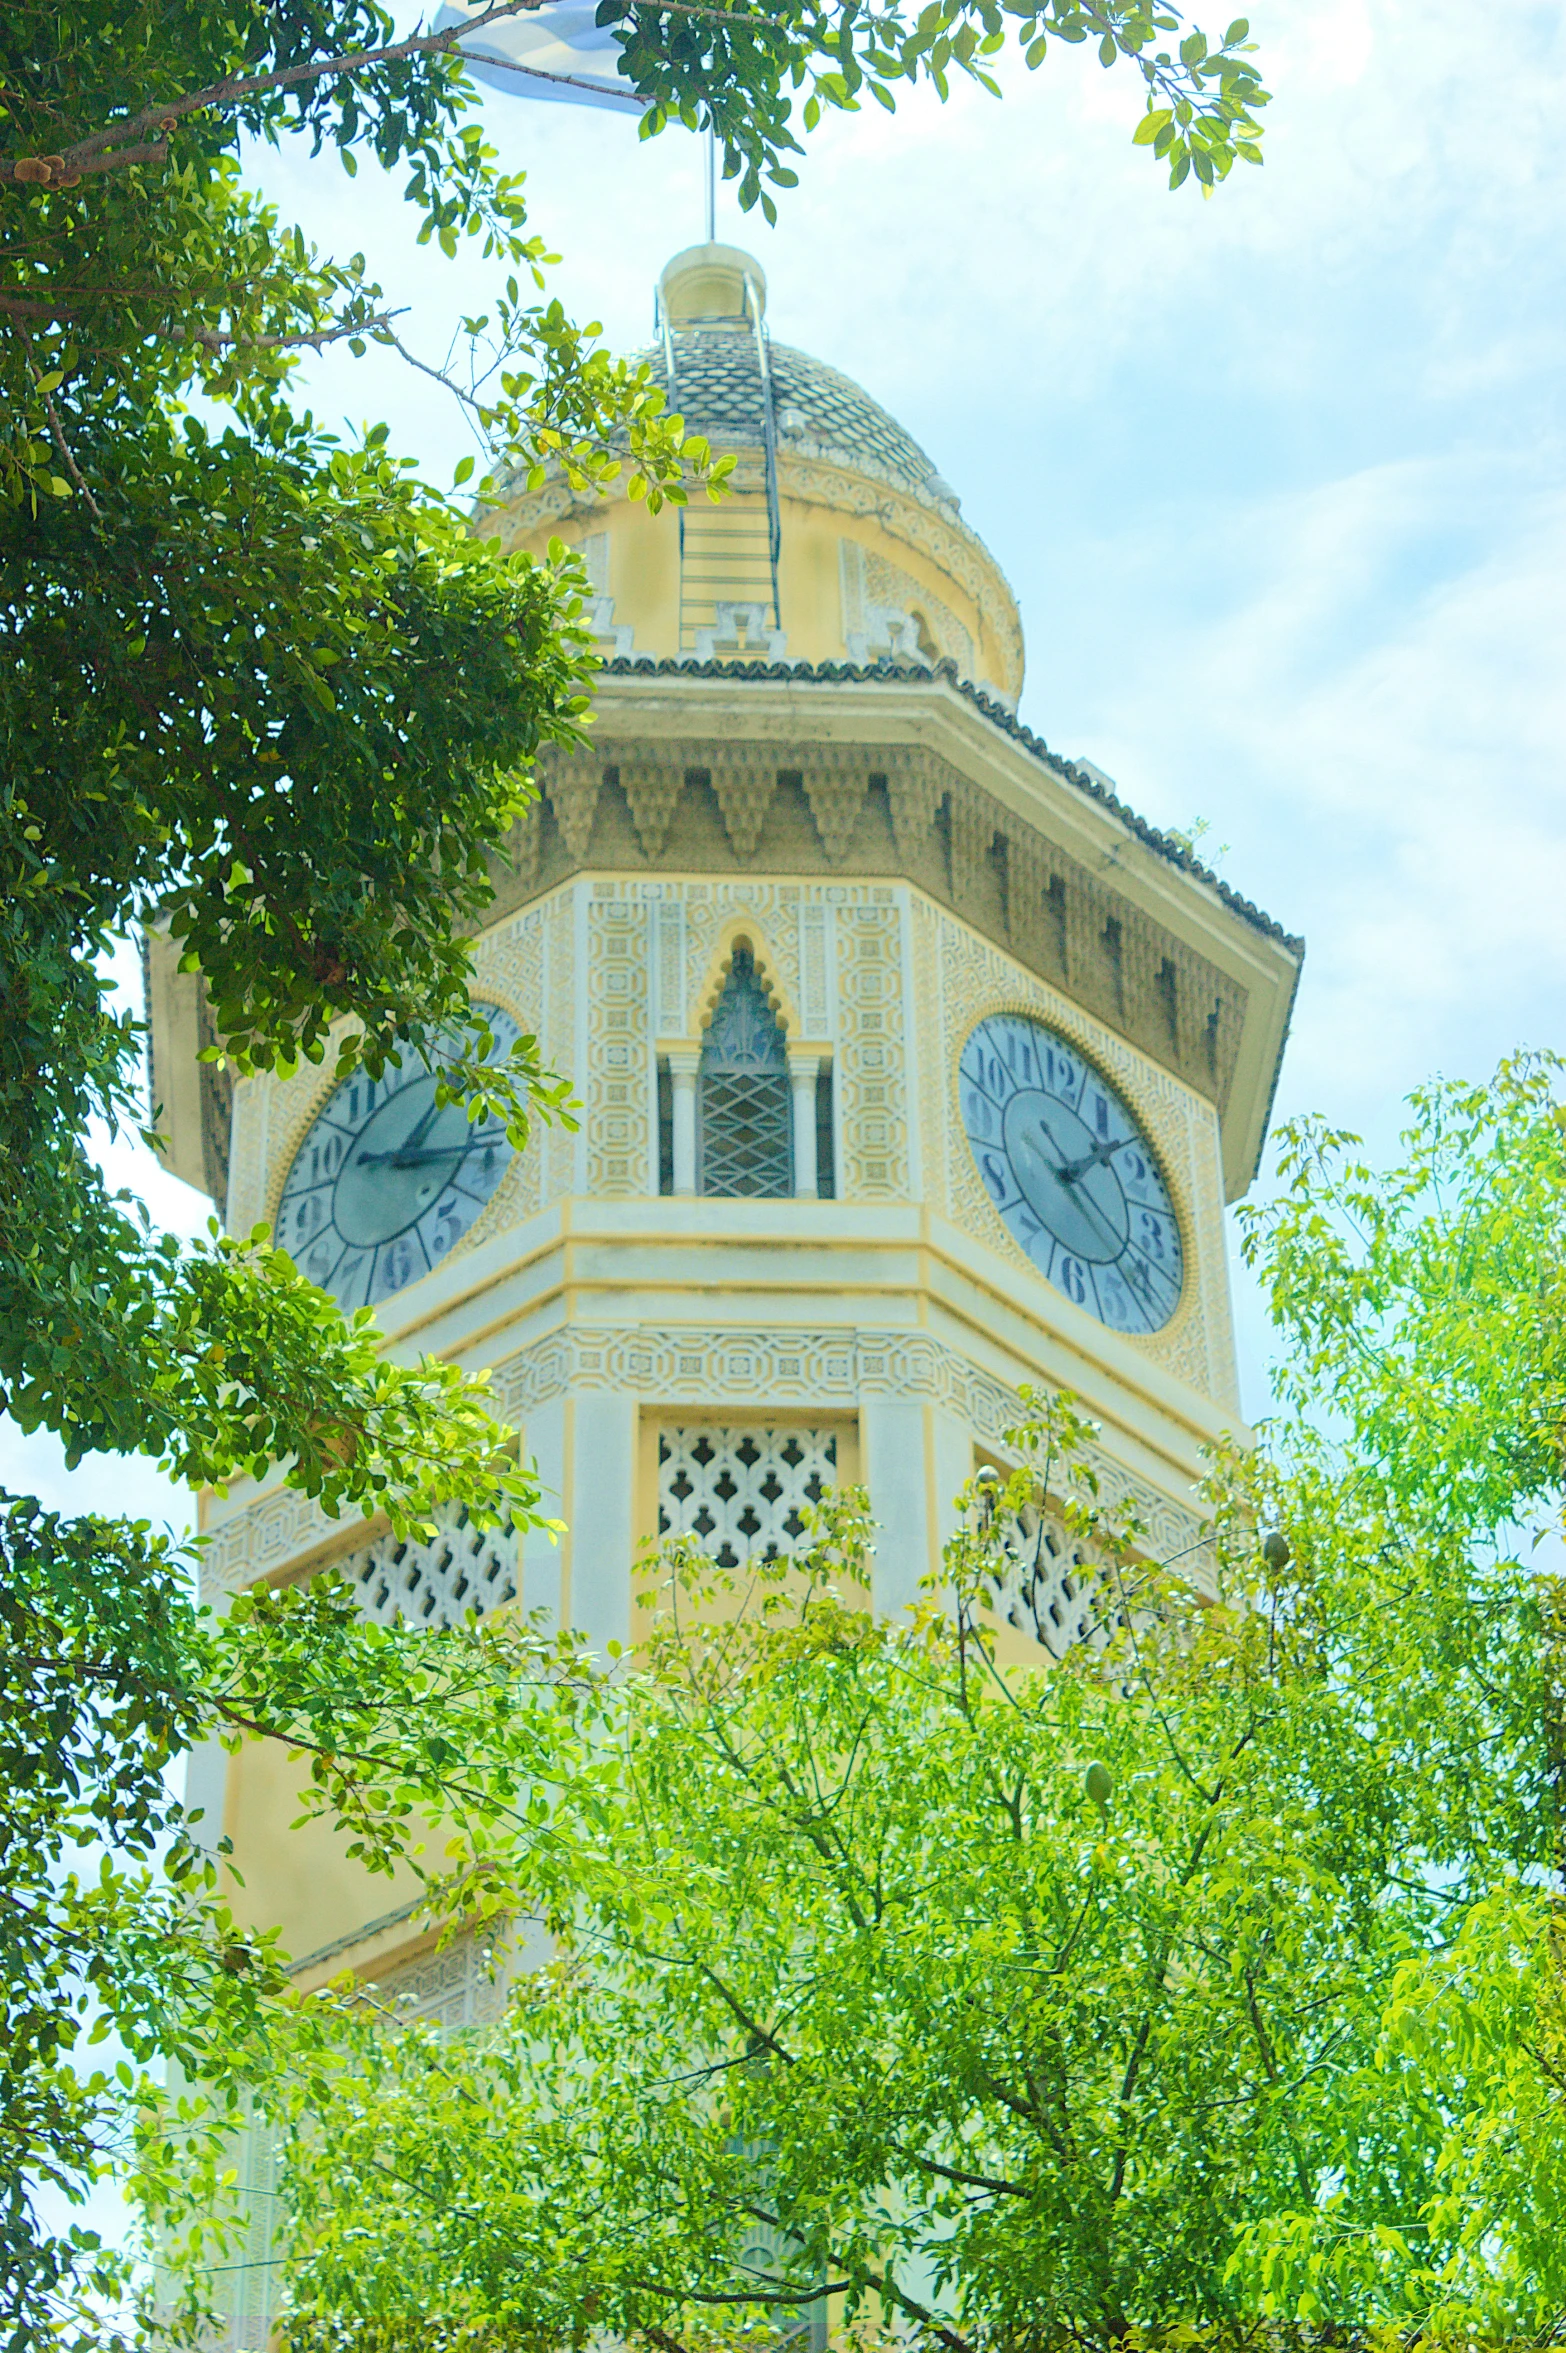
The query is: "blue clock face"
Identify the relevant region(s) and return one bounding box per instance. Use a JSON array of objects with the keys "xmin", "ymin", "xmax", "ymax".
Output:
[
  {"xmin": 276, "ymin": 1006, "xmax": 521, "ymax": 1312},
  {"xmin": 958, "ymin": 1013, "xmax": 1183, "ymax": 1334}
]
